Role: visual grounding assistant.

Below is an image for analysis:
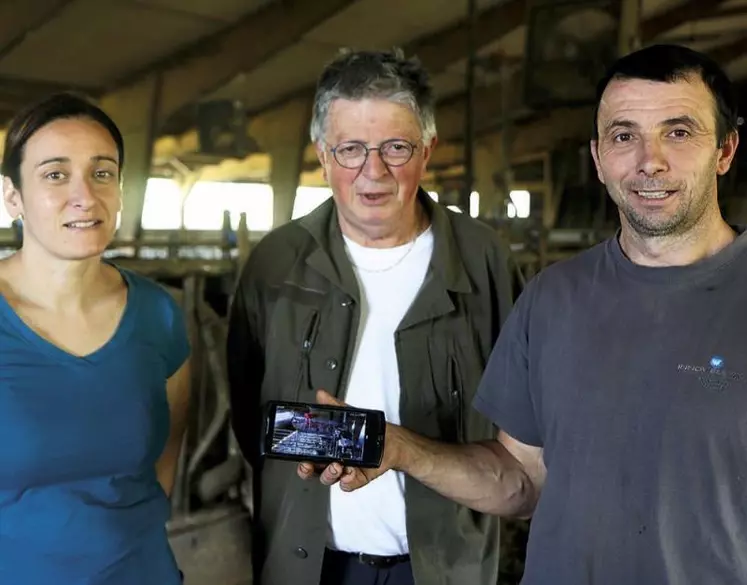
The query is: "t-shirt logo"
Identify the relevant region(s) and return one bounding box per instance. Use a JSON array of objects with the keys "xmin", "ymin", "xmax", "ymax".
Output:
[{"xmin": 677, "ymin": 355, "xmax": 743, "ymax": 392}]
